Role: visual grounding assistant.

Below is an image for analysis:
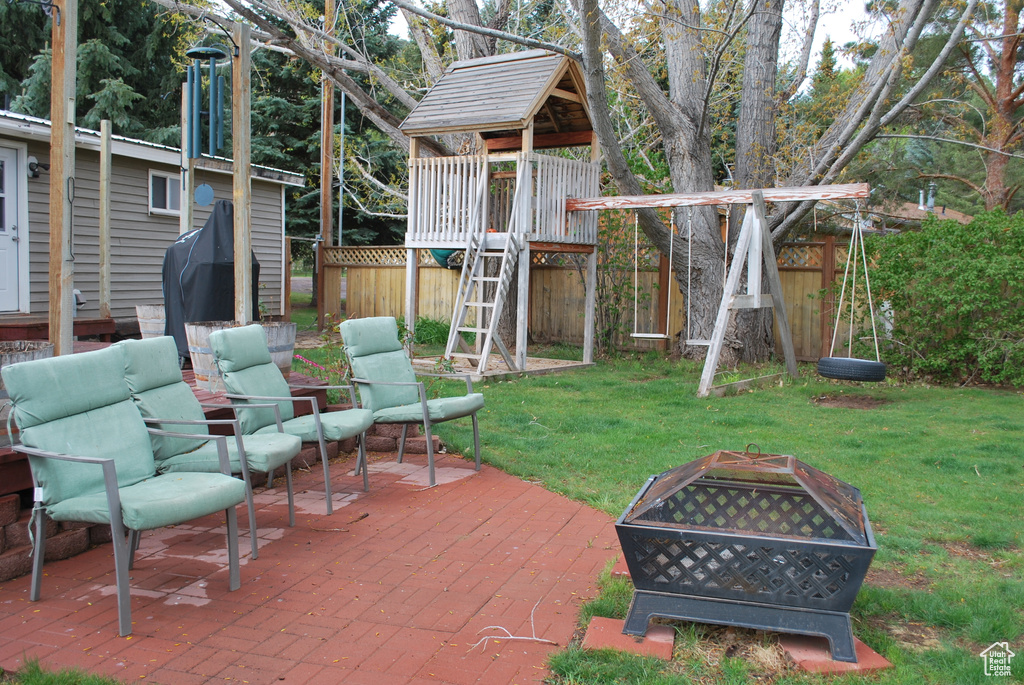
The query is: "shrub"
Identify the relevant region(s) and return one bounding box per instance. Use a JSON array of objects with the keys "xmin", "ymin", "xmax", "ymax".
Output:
[{"xmin": 869, "ymin": 210, "xmax": 1024, "ymax": 385}]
